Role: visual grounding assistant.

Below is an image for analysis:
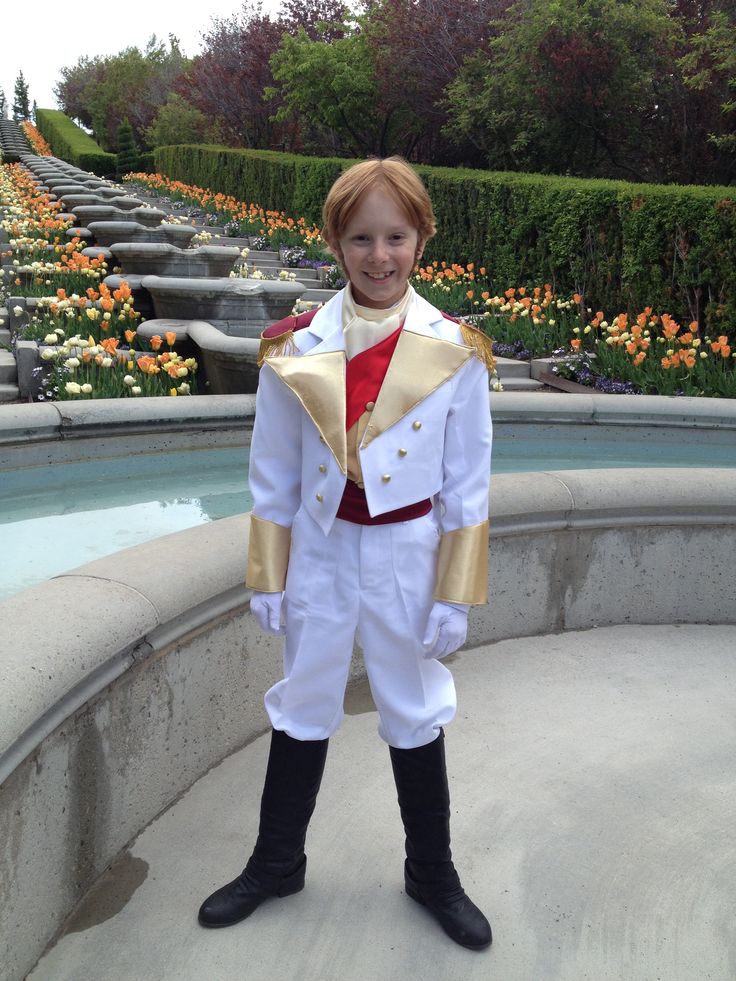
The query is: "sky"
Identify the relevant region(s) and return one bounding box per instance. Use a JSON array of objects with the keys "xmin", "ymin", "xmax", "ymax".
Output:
[{"xmin": 1, "ymin": 0, "xmax": 283, "ymax": 116}]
